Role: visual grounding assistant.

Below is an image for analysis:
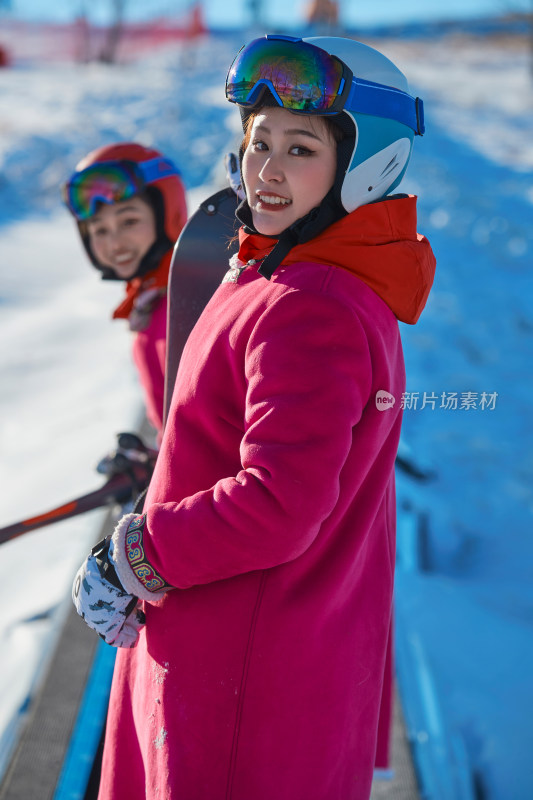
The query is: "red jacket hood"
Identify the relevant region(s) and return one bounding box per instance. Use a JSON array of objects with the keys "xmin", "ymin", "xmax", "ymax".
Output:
[{"xmin": 237, "ymin": 195, "xmax": 436, "ymax": 325}]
